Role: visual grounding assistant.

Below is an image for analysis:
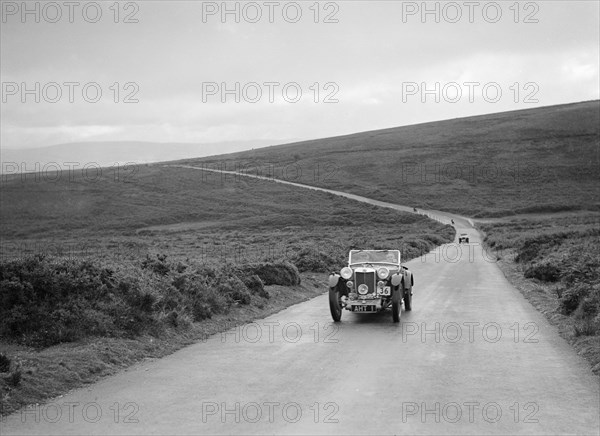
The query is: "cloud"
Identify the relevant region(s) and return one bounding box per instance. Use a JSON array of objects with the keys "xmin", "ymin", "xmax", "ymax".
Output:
[{"xmin": 1, "ymin": 1, "xmax": 598, "ymax": 152}]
